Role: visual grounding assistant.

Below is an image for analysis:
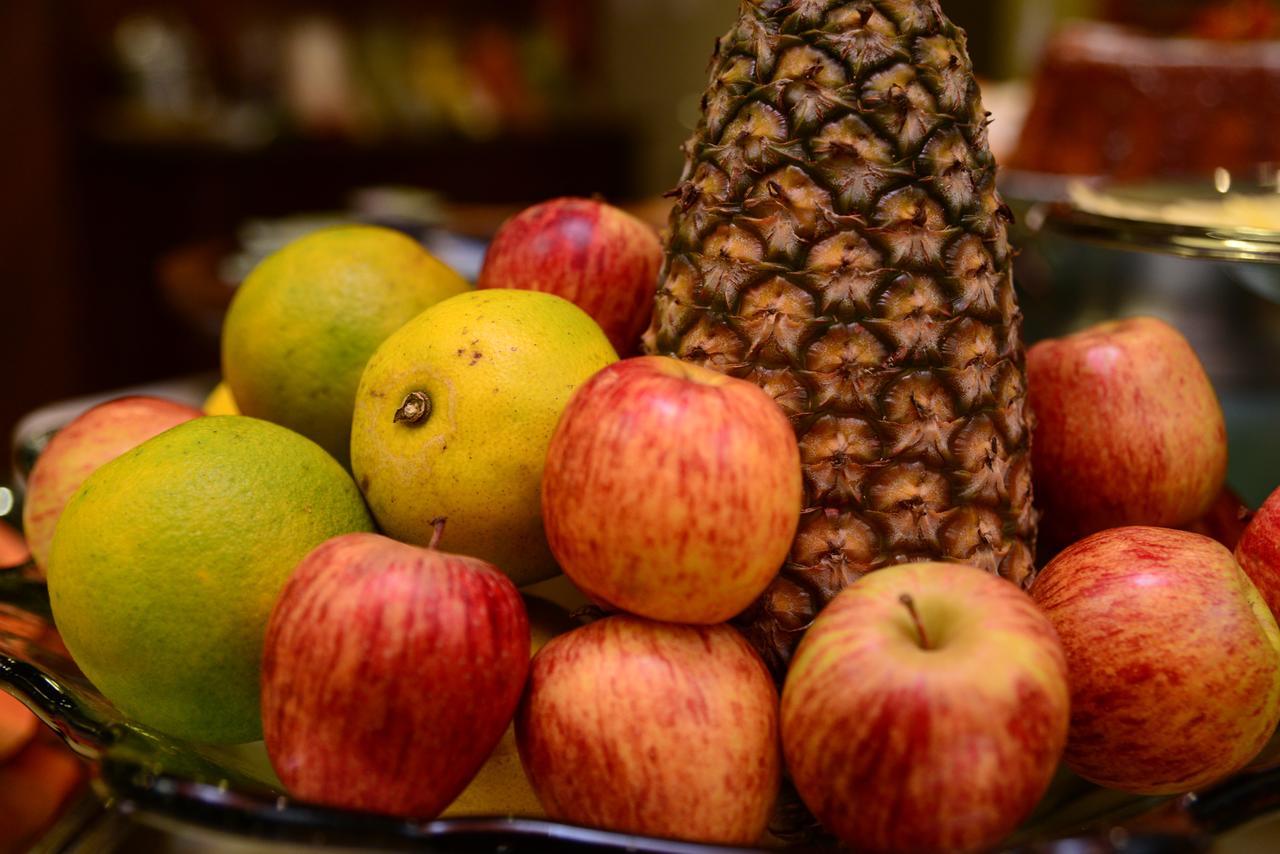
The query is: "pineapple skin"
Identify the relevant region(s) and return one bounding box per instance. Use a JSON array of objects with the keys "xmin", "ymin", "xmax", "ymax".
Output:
[{"xmin": 645, "ymin": 0, "xmax": 1037, "ymax": 677}]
